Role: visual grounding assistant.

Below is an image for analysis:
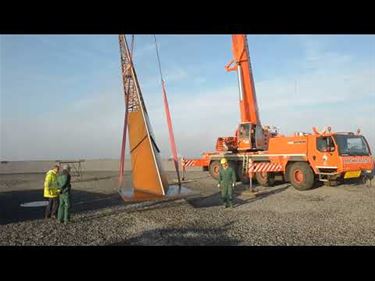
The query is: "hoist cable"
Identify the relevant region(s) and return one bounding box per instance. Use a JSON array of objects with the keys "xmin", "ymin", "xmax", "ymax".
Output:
[{"xmin": 153, "ymin": 35, "xmax": 182, "ymax": 189}]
